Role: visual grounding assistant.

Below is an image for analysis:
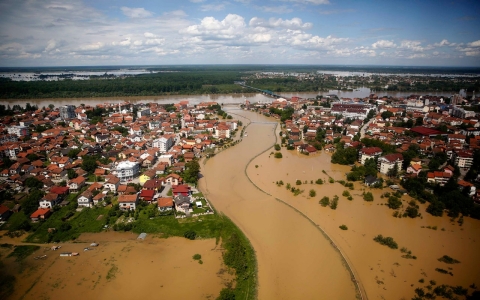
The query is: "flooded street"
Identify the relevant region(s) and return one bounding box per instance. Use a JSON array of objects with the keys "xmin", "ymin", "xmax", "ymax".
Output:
[
  {"xmin": 247, "ymin": 133, "xmax": 480, "ymax": 299},
  {"xmin": 199, "ymin": 109, "xmax": 358, "ymax": 300}
]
